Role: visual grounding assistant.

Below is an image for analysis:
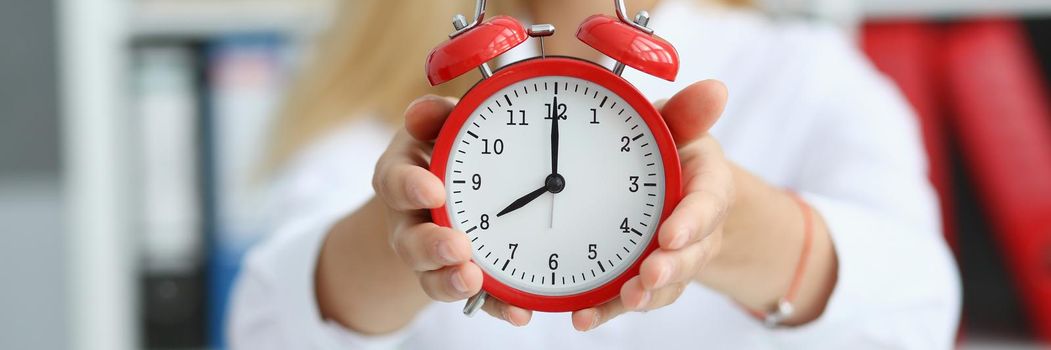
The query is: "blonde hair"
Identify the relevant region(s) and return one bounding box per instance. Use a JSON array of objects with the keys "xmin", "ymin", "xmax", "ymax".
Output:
[{"xmin": 269, "ymin": 0, "xmax": 748, "ymax": 169}]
